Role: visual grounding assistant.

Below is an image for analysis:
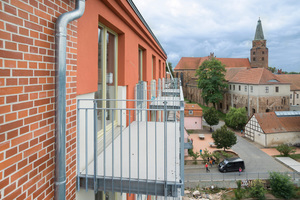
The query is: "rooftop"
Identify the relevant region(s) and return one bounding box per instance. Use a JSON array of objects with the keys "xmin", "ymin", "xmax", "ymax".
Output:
[
  {"xmin": 228, "ymin": 68, "xmax": 289, "ymax": 85},
  {"xmin": 174, "ymin": 56, "xmax": 250, "ymax": 71},
  {"xmin": 254, "ymin": 112, "xmax": 300, "ymax": 134},
  {"xmin": 276, "ymin": 74, "xmax": 300, "ymax": 90}
]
